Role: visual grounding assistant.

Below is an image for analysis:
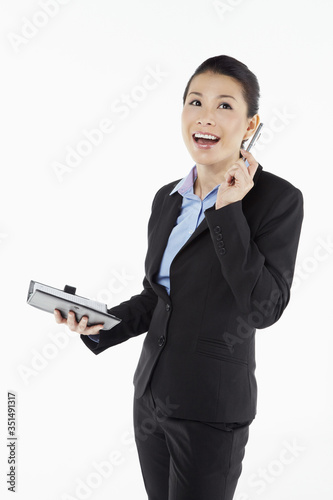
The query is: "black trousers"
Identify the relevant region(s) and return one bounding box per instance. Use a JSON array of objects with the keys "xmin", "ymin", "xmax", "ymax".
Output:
[{"xmin": 133, "ymin": 384, "xmax": 250, "ymax": 500}]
